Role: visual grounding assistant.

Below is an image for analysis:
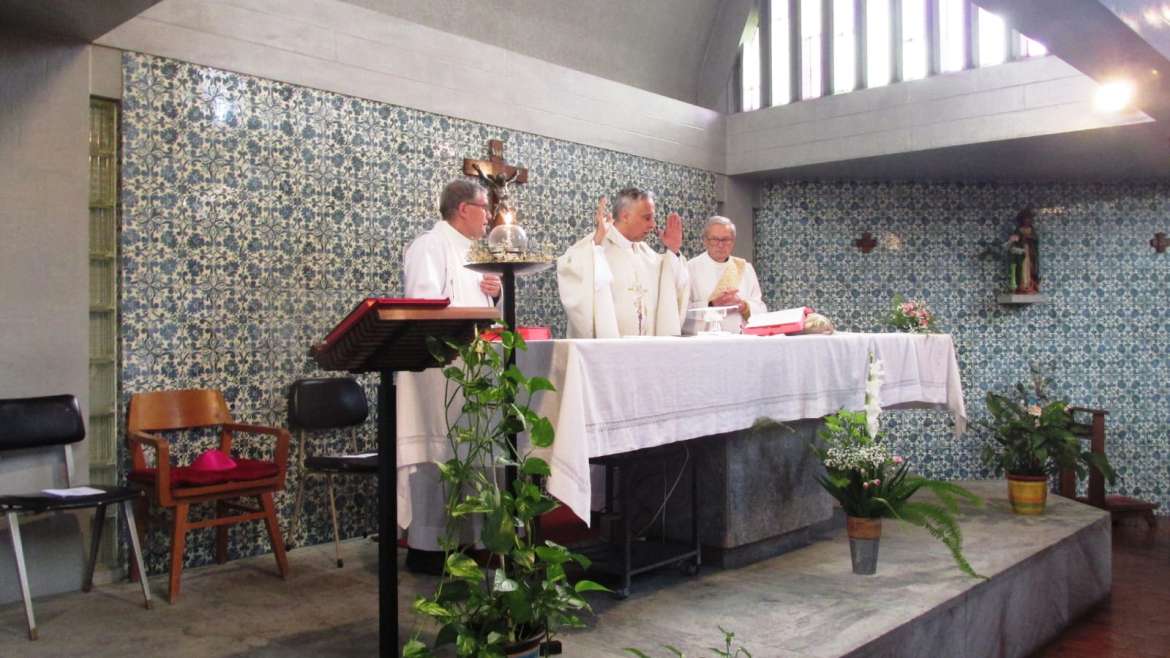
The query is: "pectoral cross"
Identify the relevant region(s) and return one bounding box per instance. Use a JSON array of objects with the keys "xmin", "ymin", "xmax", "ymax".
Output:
[
  {"xmin": 462, "ymin": 139, "xmax": 529, "ymax": 226},
  {"xmin": 628, "ymin": 281, "xmax": 649, "ymax": 336}
]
